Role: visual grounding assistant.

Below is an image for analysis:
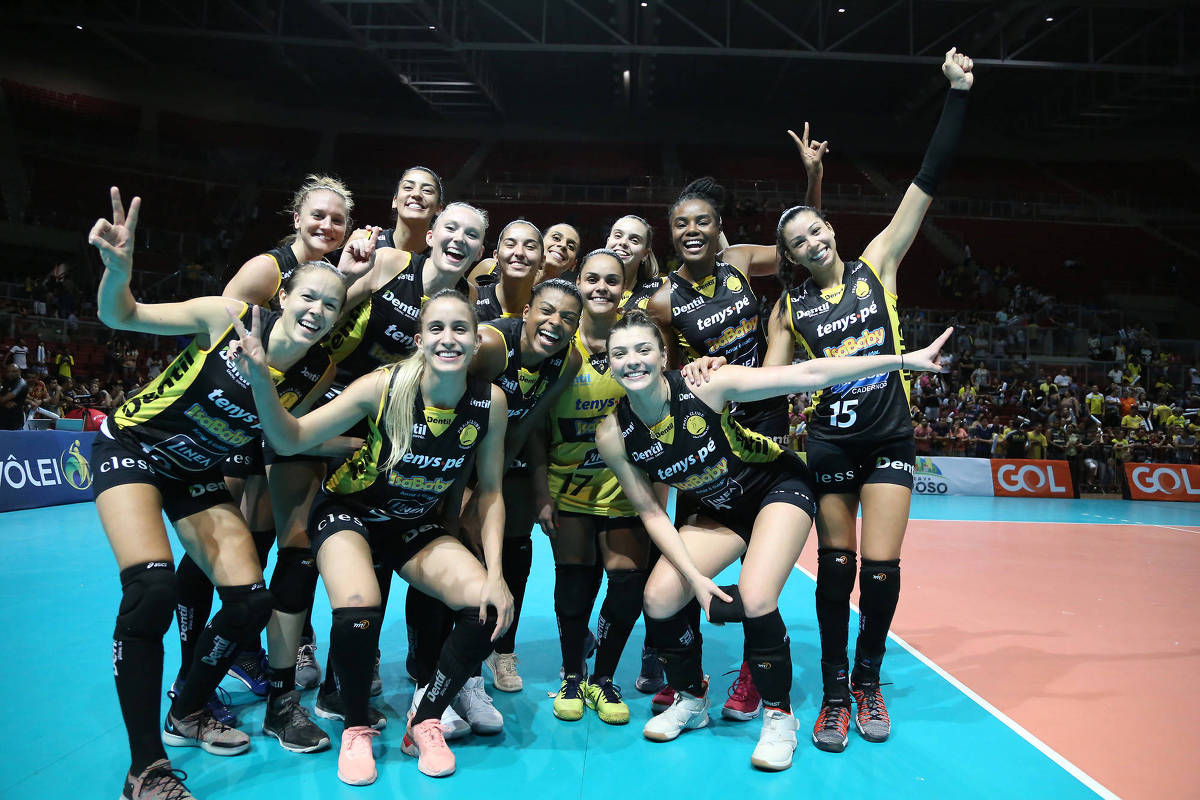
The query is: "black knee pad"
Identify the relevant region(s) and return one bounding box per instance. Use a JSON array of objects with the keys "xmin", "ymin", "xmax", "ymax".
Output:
[
  {"xmin": 644, "ymin": 613, "xmax": 703, "ymax": 696},
  {"xmin": 858, "ymin": 559, "xmax": 901, "ymax": 613},
  {"xmin": 600, "ymin": 569, "xmax": 646, "ymax": 622},
  {"xmin": 250, "ymin": 528, "xmax": 275, "ymax": 570},
  {"xmin": 708, "ymin": 584, "xmax": 746, "ymax": 625},
  {"xmin": 269, "ymin": 547, "xmax": 318, "ymax": 614},
  {"xmin": 115, "ymin": 562, "xmax": 177, "ymax": 640},
  {"xmin": 212, "ymin": 583, "xmax": 274, "ymax": 643},
  {"xmin": 855, "ymin": 558, "xmax": 901, "ymax": 668},
  {"xmin": 331, "ymin": 605, "xmax": 384, "ymax": 642},
  {"xmin": 816, "ymin": 548, "xmax": 857, "ymax": 601},
  {"xmin": 744, "ymin": 609, "xmax": 789, "ymax": 658},
  {"xmin": 554, "ymin": 564, "xmax": 598, "ymax": 620},
  {"xmin": 744, "ymin": 610, "xmax": 792, "ymax": 709}
]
